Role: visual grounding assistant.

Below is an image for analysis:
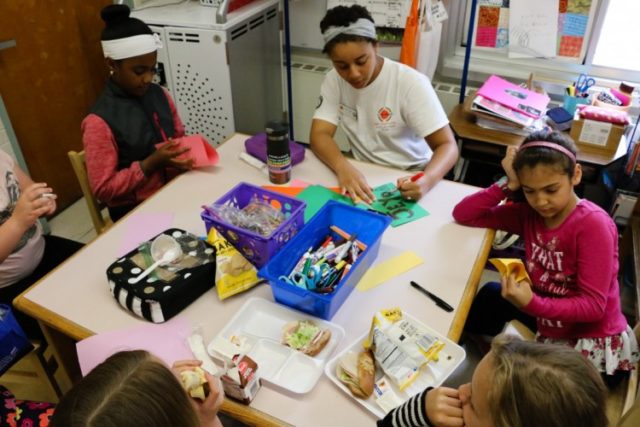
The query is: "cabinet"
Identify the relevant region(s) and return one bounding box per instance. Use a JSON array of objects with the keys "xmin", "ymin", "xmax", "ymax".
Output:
[{"xmin": 133, "ymin": 0, "xmax": 283, "ymax": 146}]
